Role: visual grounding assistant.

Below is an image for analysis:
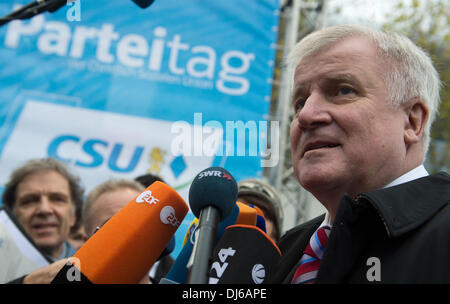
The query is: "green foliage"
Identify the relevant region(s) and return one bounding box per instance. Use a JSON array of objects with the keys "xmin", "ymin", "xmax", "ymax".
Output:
[{"xmin": 382, "ymin": 0, "xmax": 450, "ymax": 173}]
